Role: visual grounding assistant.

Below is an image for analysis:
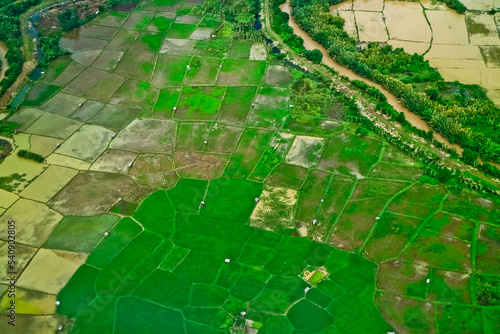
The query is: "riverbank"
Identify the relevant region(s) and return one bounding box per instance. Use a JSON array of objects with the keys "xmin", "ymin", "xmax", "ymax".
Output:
[{"xmin": 279, "ymin": 0, "xmax": 464, "ymax": 155}]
